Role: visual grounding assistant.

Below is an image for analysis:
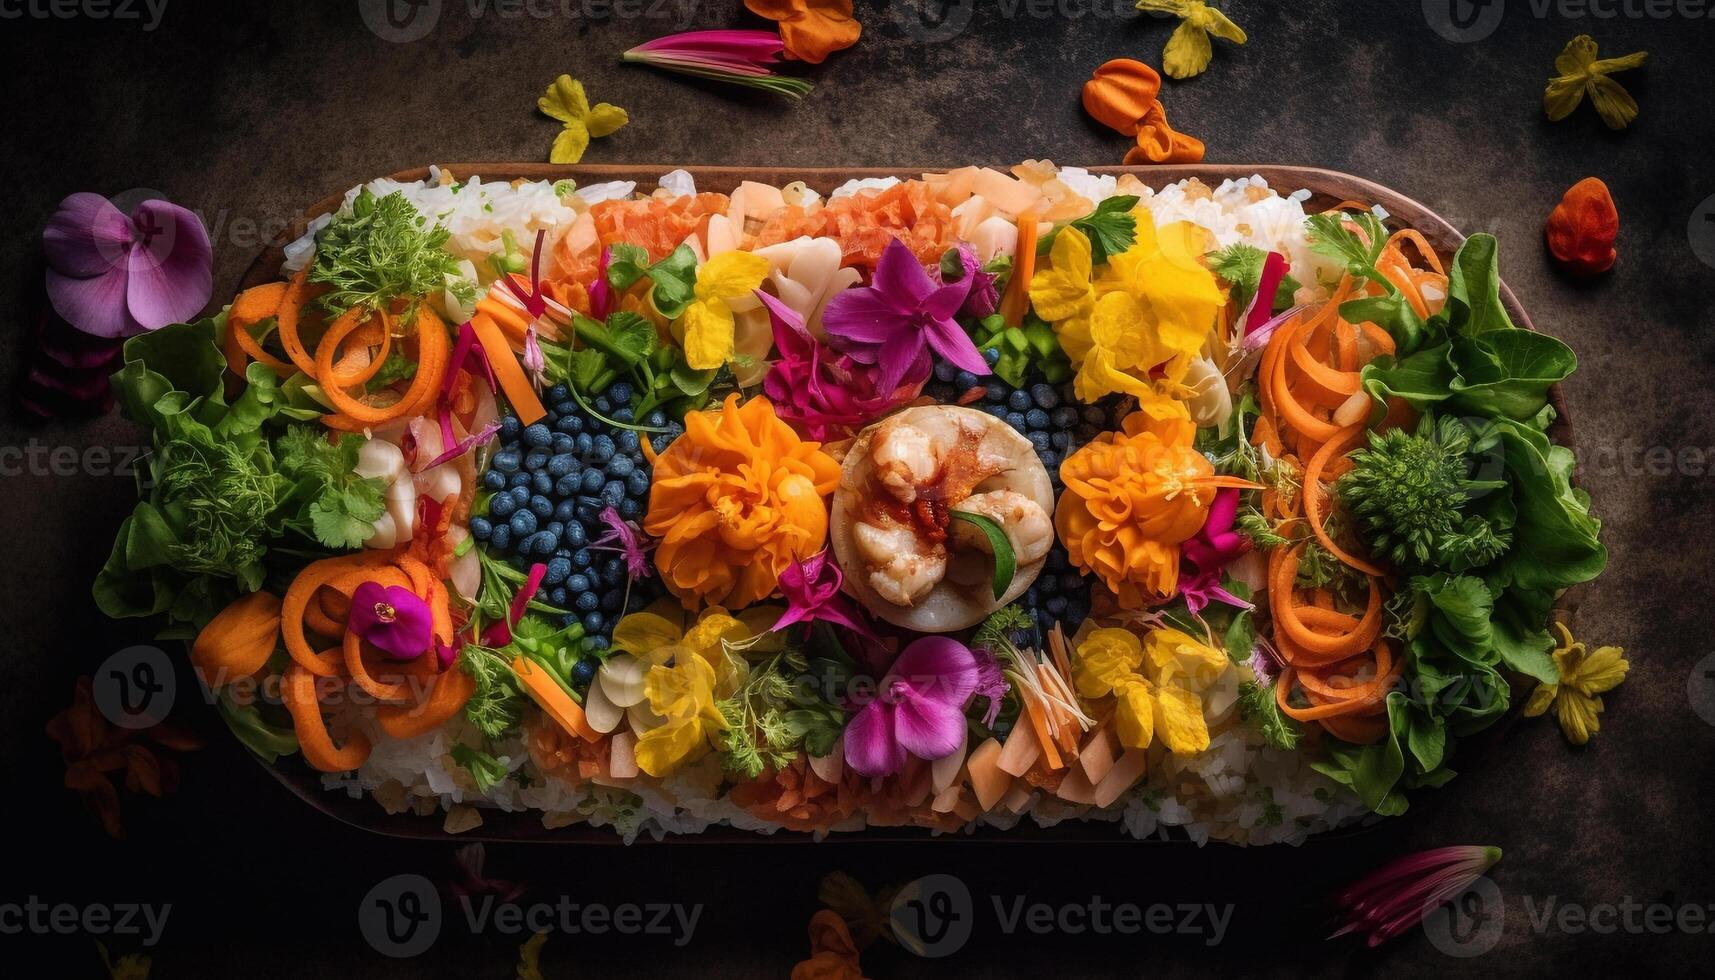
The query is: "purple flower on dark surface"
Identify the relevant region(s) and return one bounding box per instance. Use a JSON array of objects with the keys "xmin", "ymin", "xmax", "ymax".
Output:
[
  {"xmin": 43, "ymin": 192, "xmax": 212, "ymax": 338},
  {"xmin": 822, "ymin": 238, "xmax": 990, "ymax": 395}
]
